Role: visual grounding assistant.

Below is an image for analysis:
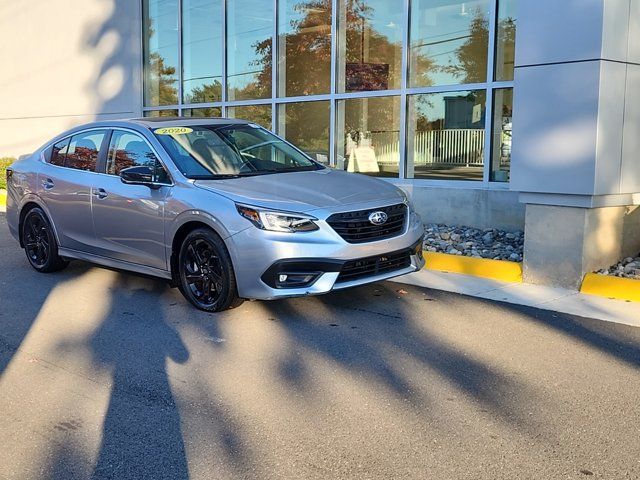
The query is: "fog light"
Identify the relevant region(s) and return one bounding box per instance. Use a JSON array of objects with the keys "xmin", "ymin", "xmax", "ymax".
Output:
[{"xmin": 275, "ymin": 273, "xmax": 320, "ymax": 288}]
